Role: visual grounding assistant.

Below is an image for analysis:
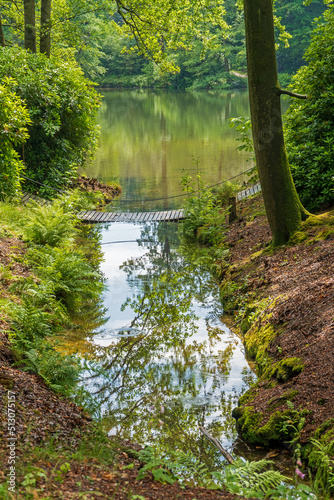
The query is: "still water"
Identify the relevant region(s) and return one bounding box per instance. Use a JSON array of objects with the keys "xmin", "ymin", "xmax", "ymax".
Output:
[
  {"xmin": 75, "ymin": 91, "xmax": 258, "ymax": 467},
  {"xmin": 85, "ymin": 90, "xmax": 253, "ymax": 211},
  {"xmin": 76, "ymin": 220, "xmax": 255, "ymax": 468}
]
